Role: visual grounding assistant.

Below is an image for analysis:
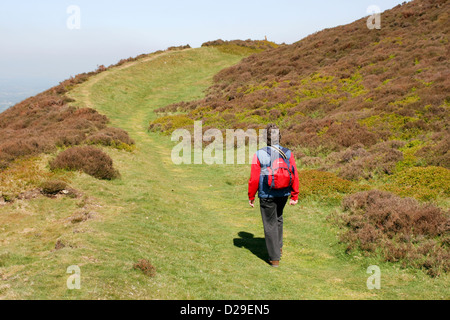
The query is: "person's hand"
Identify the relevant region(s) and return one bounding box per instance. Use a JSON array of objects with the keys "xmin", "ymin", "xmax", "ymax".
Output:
[
  {"xmin": 290, "ymin": 199, "xmax": 298, "ymax": 206},
  {"xmin": 249, "ymin": 200, "xmax": 255, "ymax": 208}
]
